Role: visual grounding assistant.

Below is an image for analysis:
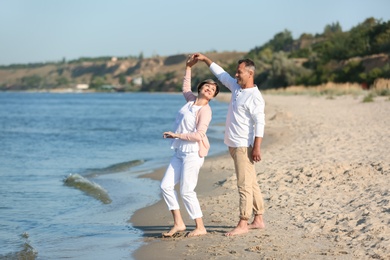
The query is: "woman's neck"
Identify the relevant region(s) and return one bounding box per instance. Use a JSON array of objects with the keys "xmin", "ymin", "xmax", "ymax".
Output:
[{"xmin": 194, "ymin": 97, "xmax": 209, "ymax": 106}]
